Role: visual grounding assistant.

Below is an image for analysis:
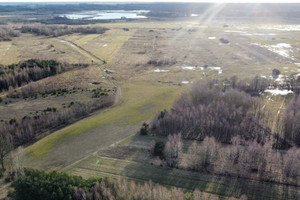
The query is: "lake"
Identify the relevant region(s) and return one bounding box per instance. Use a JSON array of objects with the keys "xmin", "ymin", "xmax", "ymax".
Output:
[{"xmin": 60, "ymin": 10, "xmax": 150, "ymax": 20}]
